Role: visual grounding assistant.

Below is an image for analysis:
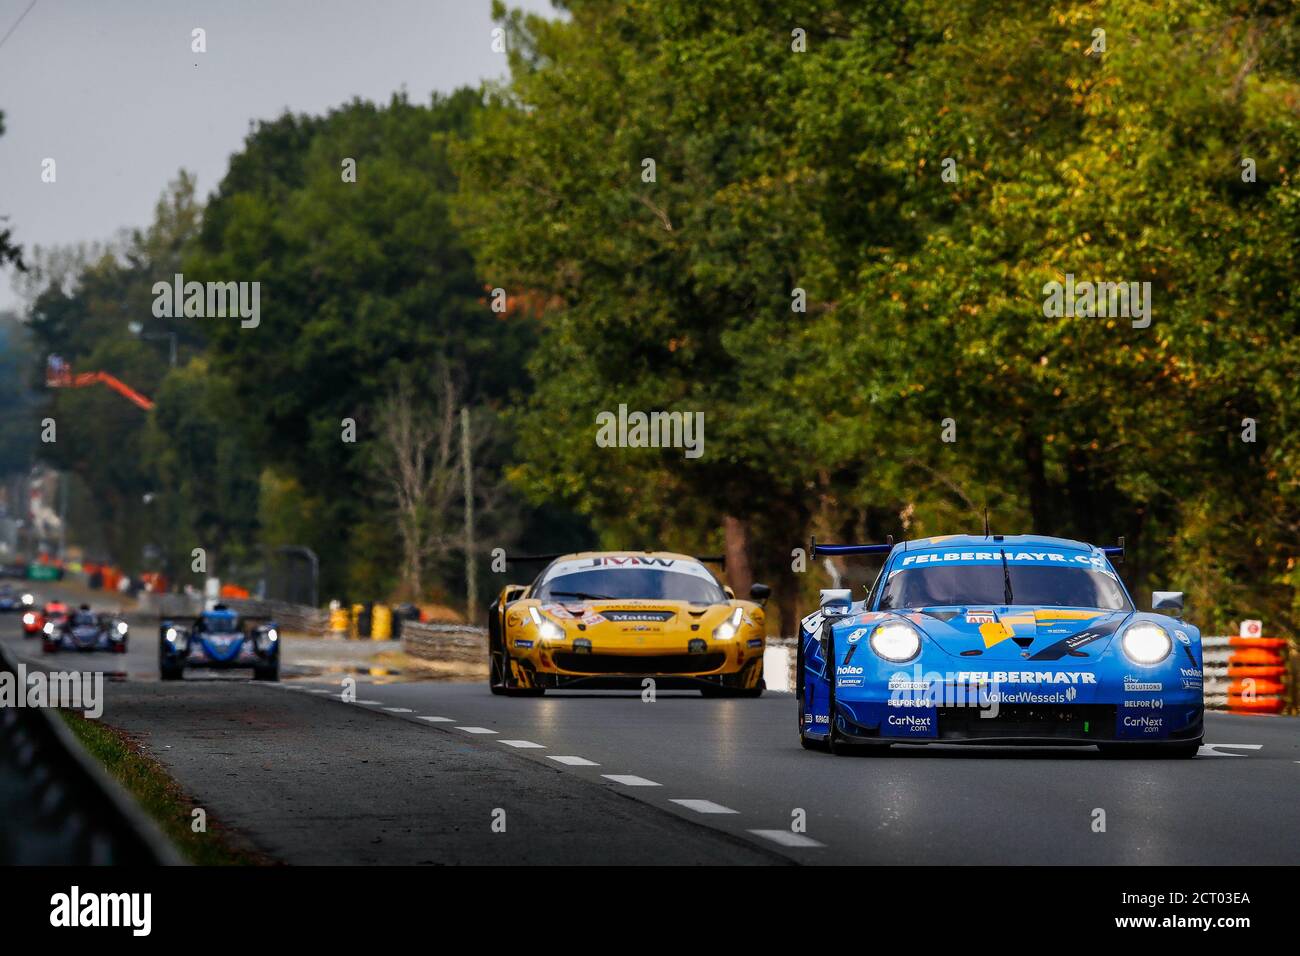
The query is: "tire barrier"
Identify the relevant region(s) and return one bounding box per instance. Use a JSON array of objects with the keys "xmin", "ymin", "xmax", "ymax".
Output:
[
  {"xmin": 1202, "ymin": 634, "xmax": 1291, "ymax": 714},
  {"xmin": 401, "ymin": 621, "xmax": 487, "ymax": 664},
  {"xmin": 0, "ymin": 643, "xmax": 181, "ymax": 864},
  {"xmin": 223, "ymin": 598, "xmax": 329, "ymax": 636}
]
